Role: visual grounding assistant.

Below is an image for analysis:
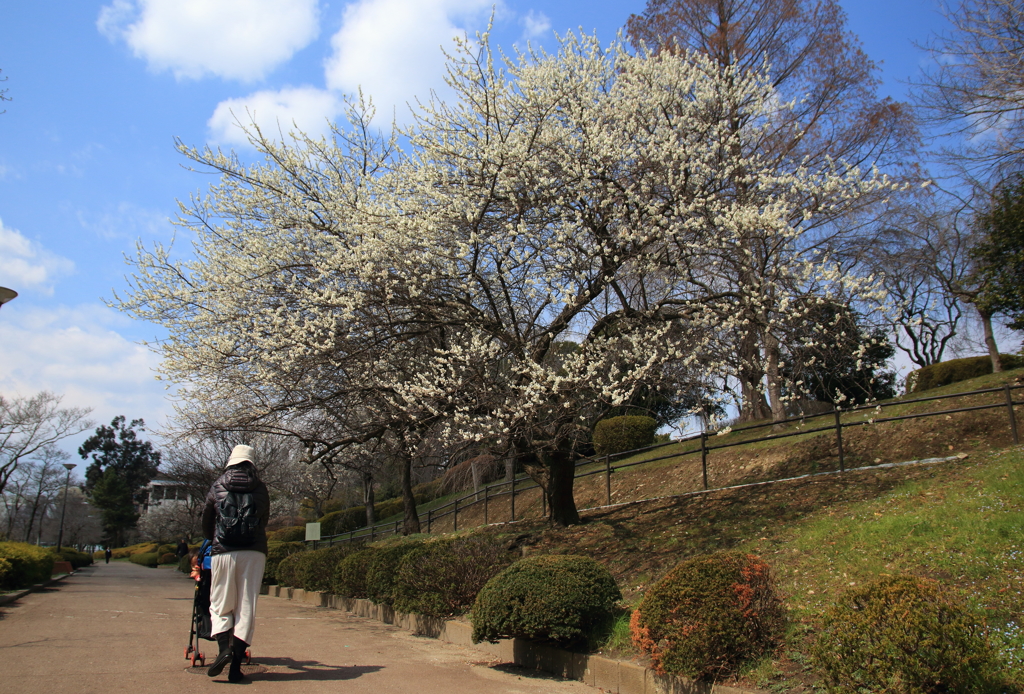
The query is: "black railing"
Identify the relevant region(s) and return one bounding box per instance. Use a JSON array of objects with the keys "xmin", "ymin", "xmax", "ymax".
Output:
[{"xmin": 311, "ymin": 382, "xmax": 1021, "ymax": 546}]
